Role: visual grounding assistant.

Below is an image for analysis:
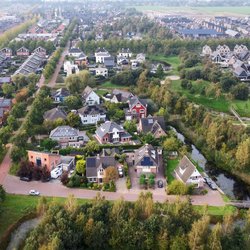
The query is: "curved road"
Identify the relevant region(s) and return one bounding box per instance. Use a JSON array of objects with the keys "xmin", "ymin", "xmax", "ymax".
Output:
[{"xmin": 0, "ymin": 150, "xmax": 225, "ymax": 206}]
